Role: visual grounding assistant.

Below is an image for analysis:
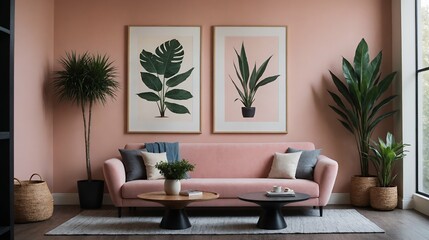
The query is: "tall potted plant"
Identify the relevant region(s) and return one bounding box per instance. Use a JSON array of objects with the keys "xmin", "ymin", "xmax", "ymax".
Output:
[
  {"xmin": 328, "ymin": 39, "xmax": 397, "ymax": 206},
  {"xmin": 53, "ymin": 52, "xmax": 119, "ymax": 208},
  {"xmin": 369, "ymin": 132, "xmax": 408, "ymax": 210}
]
